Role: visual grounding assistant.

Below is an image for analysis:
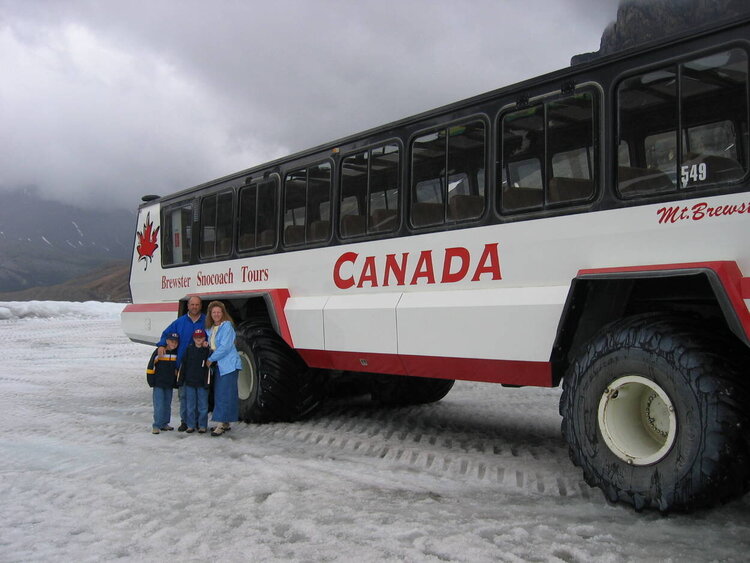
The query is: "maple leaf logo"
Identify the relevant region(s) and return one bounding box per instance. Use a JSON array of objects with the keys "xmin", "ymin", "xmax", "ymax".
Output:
[{"xmin": 136, "ymin": 212, "xmax": 160, "ymax": 270}]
